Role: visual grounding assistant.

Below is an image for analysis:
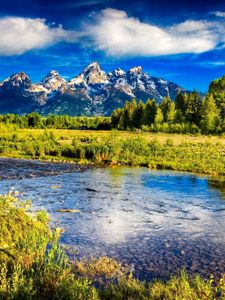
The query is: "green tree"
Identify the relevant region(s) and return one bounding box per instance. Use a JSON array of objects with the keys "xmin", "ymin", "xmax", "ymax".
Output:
[
  {"xmin": 120, "ymin": 99, "xmax": 137, "ymax": 129},
  {"xmin": 154, "ymin": 107, "xmax": 164, "ymax": 124},
  {"xmin": 184, "ymin": 92, "xmax": 202, "ymax": 125},
  {"xmin": 160, "ymin": 97, "xmax": 171, "ymax": 119},
  {"xmin": 166, "ymin": 101, "xmax": 176, "ymax": 124},
  {"xmin": 175, "ymin": 93, "xmax": 188, "ymax": 122},
  {"xmin": 111, "ymin": 108, "xmax": 123, "ymax": 128},
  {"xmin": 143, "ymin": 99, "xmax": 157, "ymax": 125},
  {"xmin": 209, "ymin": 75, "xmax": 225, "ymax": 118},
  {"xmin": 132, "ymin": 100, "xmax": 145, "ymax": 128},
  {"xmin": 200, "ymin": 94, "xmax": 221, "ymax": 133},
  {"xmin": 27, "ymin": 112, "xmax": 42, "ymax": 128},
  {"xmin": 160, "ymin": 97, "xmax": 176, "ymax": 123}
]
